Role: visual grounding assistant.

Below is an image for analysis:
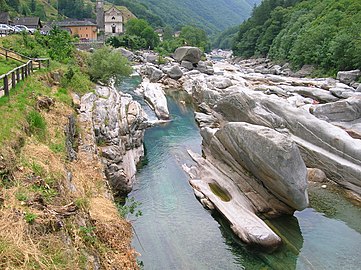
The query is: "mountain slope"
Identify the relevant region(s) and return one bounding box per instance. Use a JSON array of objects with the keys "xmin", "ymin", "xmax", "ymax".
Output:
[
  {"xmin": 233, "ymin": 0, "xmax": 361, "ymax": 73},
  {"xmin": 109, "ymin": 0, "xmax": 262, "ymax": 33}
]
